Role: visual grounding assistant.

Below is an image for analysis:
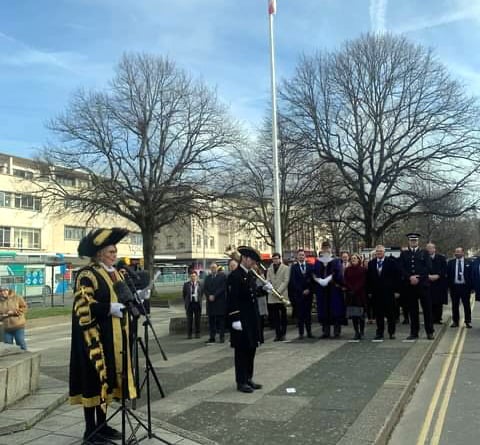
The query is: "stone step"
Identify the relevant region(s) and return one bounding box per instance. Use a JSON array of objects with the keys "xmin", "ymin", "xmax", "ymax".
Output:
[{"xmin": 0, "ymin": 374, "xmax": 68, "ymax": 436}]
